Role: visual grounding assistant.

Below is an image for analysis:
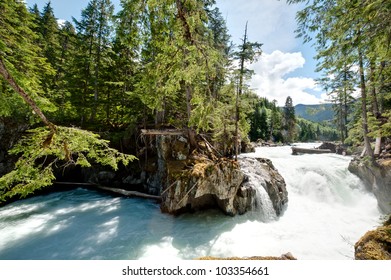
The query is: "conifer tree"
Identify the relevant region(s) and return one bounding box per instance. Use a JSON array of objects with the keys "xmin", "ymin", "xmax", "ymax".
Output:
[
  {"xmin": 233, "ymin": 23, "xmax": 262, "ymax": 159},
  {"xmin": 37, "ymin": 2, "xmax": 61, "ymax": 95},
  {"xmin": 0, "ymin": 0, "xmax": 55, "ymax": 121},
  {"xmin": 73, "ymin": 0, "xmax": 114, "ymax": 126},
  {"xmin": 283, "ymin": 96, "xmax": 296, "ymax": 143},
  {"xmin": 287, "ymin": 0, "xmax": 391, "ymax": 160}
]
